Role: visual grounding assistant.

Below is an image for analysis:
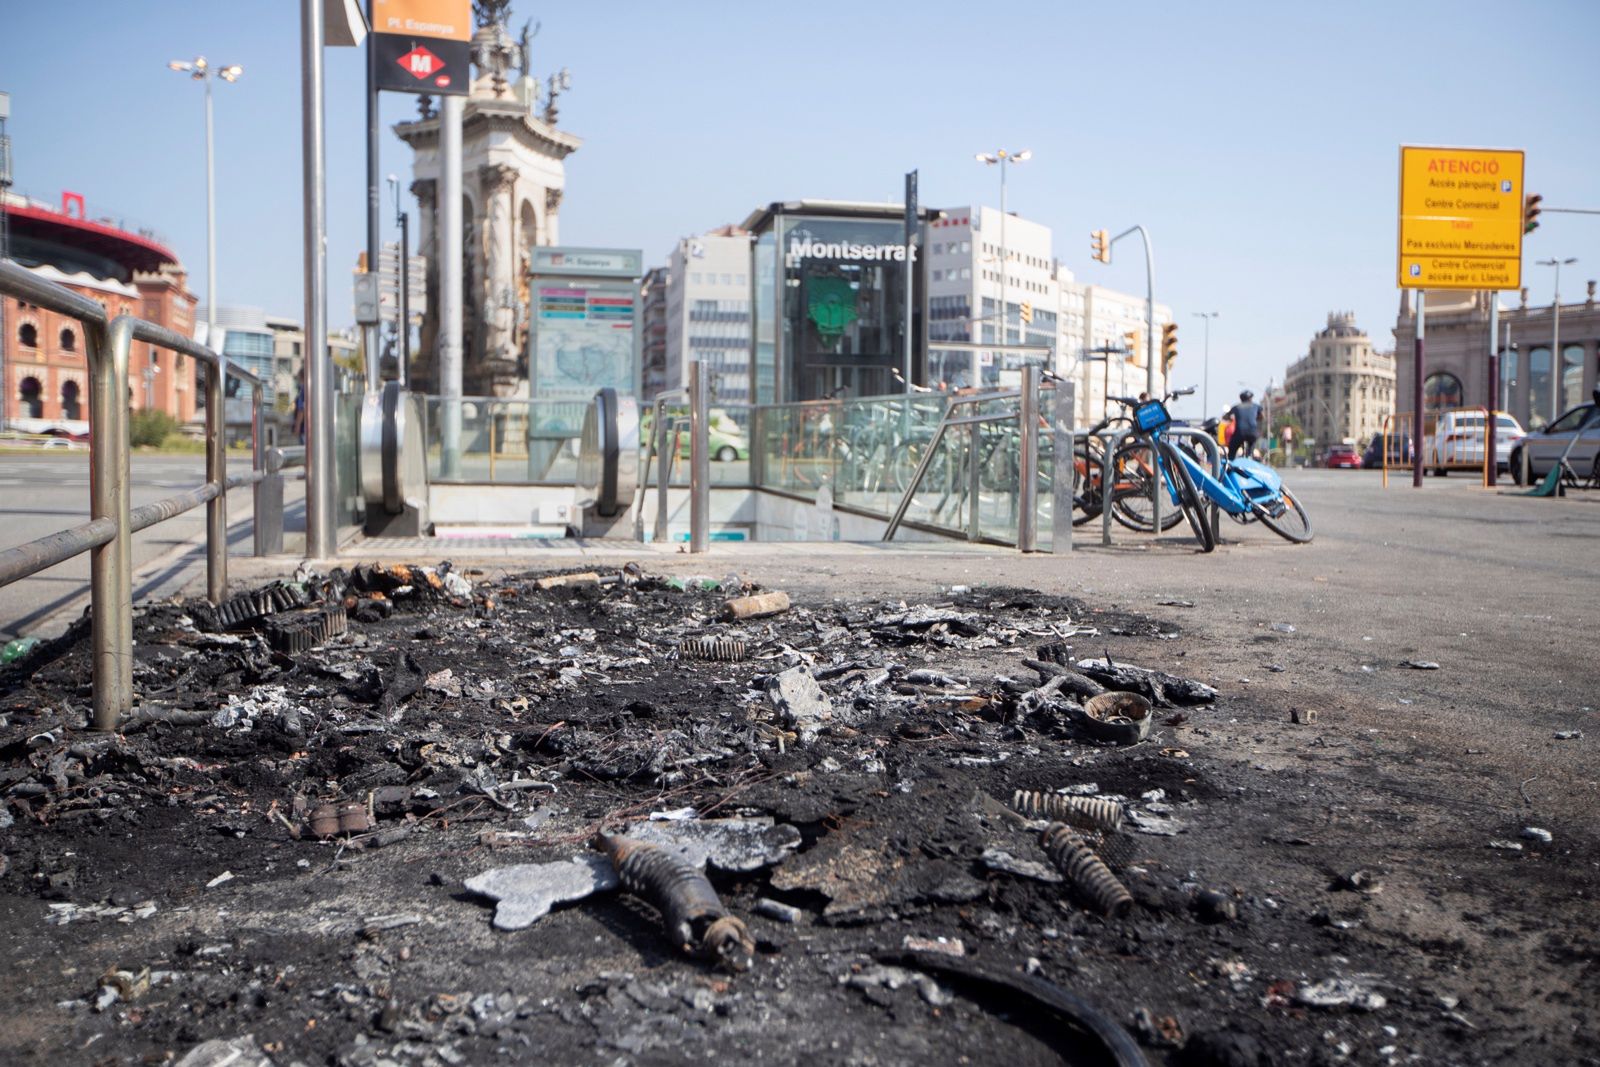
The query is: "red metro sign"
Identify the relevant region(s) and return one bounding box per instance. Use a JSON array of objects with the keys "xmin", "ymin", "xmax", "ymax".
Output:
[{"xmin": 396, "ymin": 45, "xmax": 451, "ymax": 88}]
